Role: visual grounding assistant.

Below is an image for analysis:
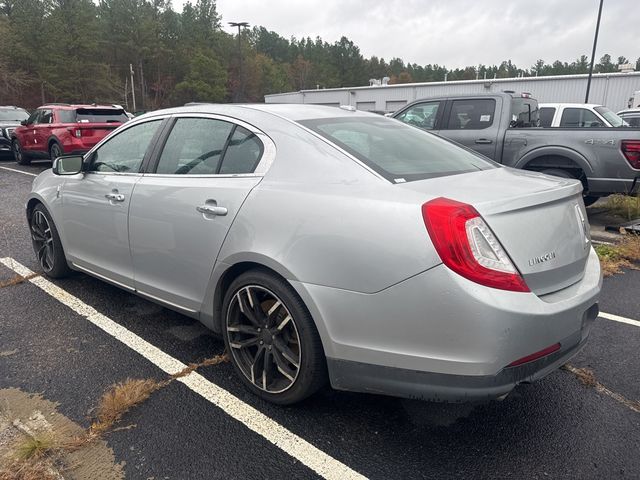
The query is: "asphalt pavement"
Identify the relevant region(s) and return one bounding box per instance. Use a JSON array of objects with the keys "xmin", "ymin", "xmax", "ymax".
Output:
[{"xmin": 1, "ymin": 160, "xmax": 639, "ymax": 479}]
